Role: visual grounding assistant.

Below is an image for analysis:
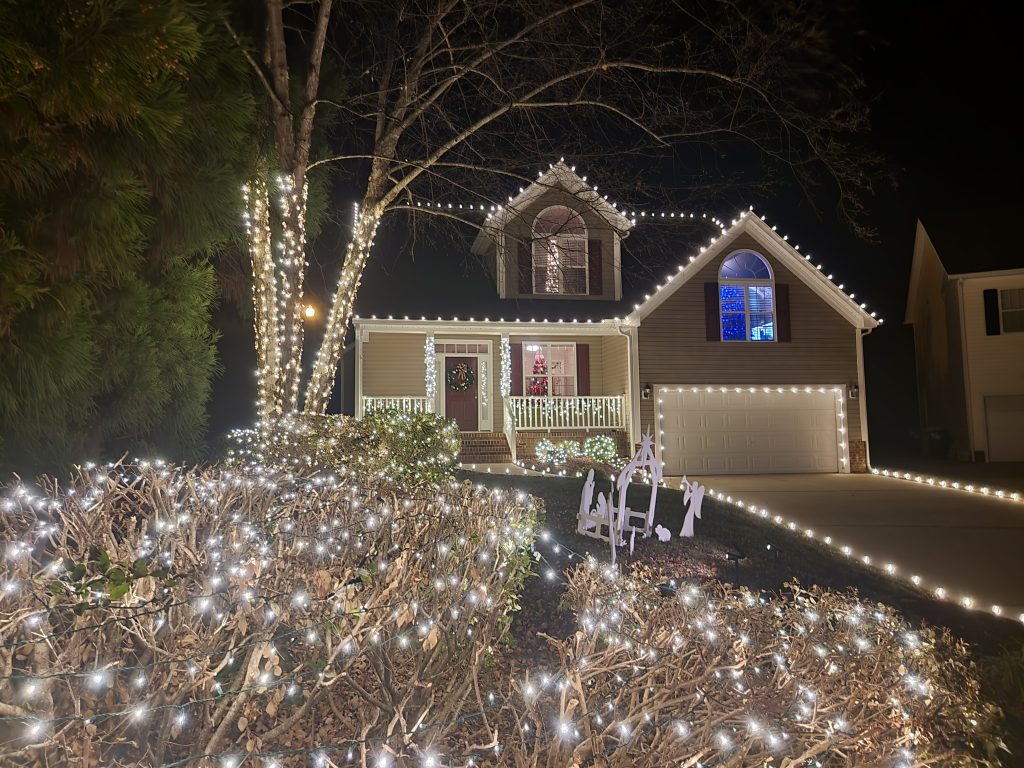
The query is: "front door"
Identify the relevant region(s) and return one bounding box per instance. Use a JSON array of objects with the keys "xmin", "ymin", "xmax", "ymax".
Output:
[{"xmin": 444, "ymin": 356, "xmax": 479, "ymax": 431}]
